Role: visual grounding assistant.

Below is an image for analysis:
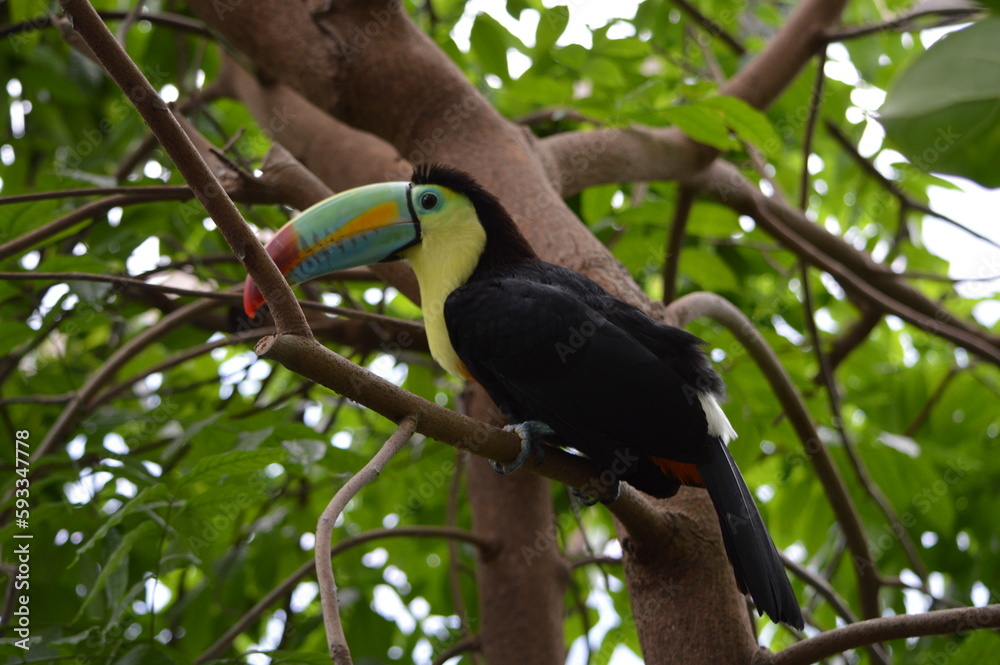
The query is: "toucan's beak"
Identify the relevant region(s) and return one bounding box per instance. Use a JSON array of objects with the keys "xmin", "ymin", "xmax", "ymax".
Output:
[{"xmin": 243, "ymin": 182, "xmax": 419, "ymax": 317}]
